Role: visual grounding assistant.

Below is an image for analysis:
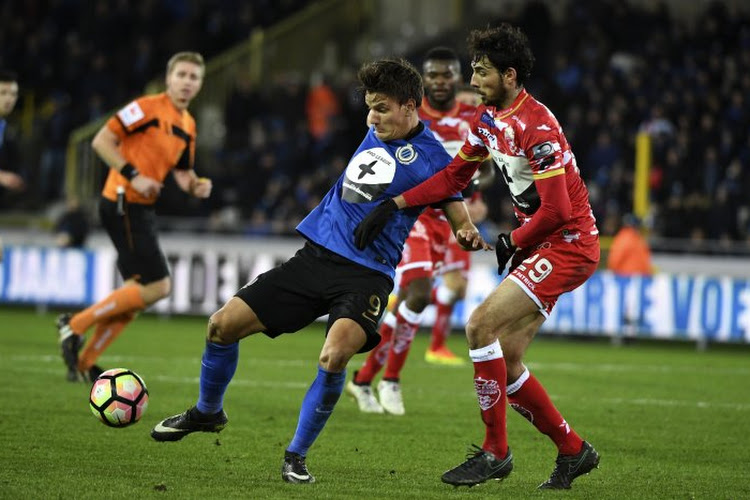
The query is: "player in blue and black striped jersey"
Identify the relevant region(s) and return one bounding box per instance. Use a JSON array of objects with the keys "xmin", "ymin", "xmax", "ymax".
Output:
[{"xmin": 151, "ymin": 58, "xmax": 491, "ymax": 484}]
